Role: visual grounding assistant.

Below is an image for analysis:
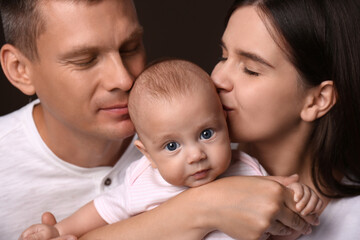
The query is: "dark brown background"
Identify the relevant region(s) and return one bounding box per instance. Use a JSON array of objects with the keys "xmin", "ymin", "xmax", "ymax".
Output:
[{"xmin": 0, "ymin": 1, "xmax": 233, "ymax": 116}]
